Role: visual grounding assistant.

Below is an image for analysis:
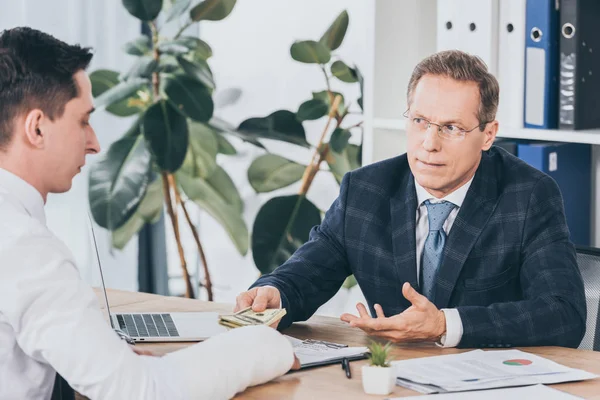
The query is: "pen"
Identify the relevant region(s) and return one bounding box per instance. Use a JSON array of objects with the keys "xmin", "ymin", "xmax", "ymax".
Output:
[{"xmin": 342, "ymin": 357, "xmax": 351, "ymax": 379}]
